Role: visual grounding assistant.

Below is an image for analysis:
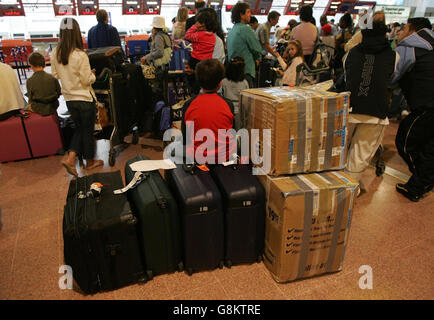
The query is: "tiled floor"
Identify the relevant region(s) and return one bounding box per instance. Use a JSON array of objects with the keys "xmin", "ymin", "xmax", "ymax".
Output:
[
  {"xmin": 1, "ymin": 69, "xmax": 432, "ymax": 299},
  {"xmin": 0, "ymin": 125, "xmax": 432, "ymax": 300}
]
